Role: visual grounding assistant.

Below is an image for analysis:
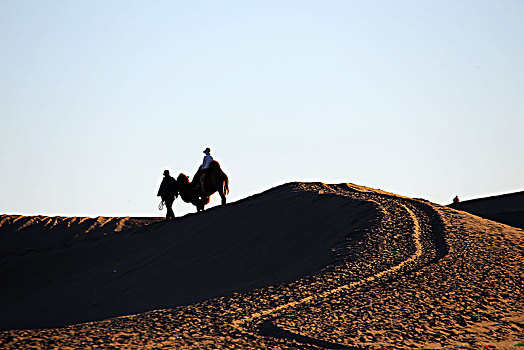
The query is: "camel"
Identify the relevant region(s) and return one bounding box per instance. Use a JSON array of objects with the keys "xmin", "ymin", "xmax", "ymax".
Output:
[{"xmin": 177, "ymin": 160, "xmax": 229, "ymax": 212}]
